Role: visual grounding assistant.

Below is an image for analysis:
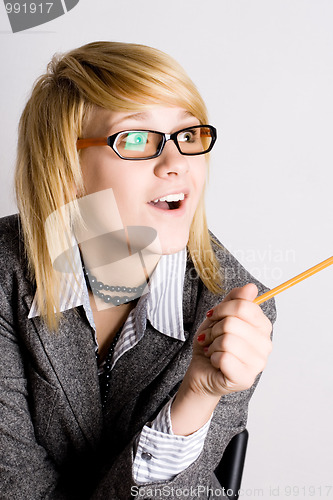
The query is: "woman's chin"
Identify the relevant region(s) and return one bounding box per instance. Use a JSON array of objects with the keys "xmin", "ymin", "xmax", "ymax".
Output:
[{"xmin": 158, "ymin": 230, "xmax": 189, "ymax": 255}]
